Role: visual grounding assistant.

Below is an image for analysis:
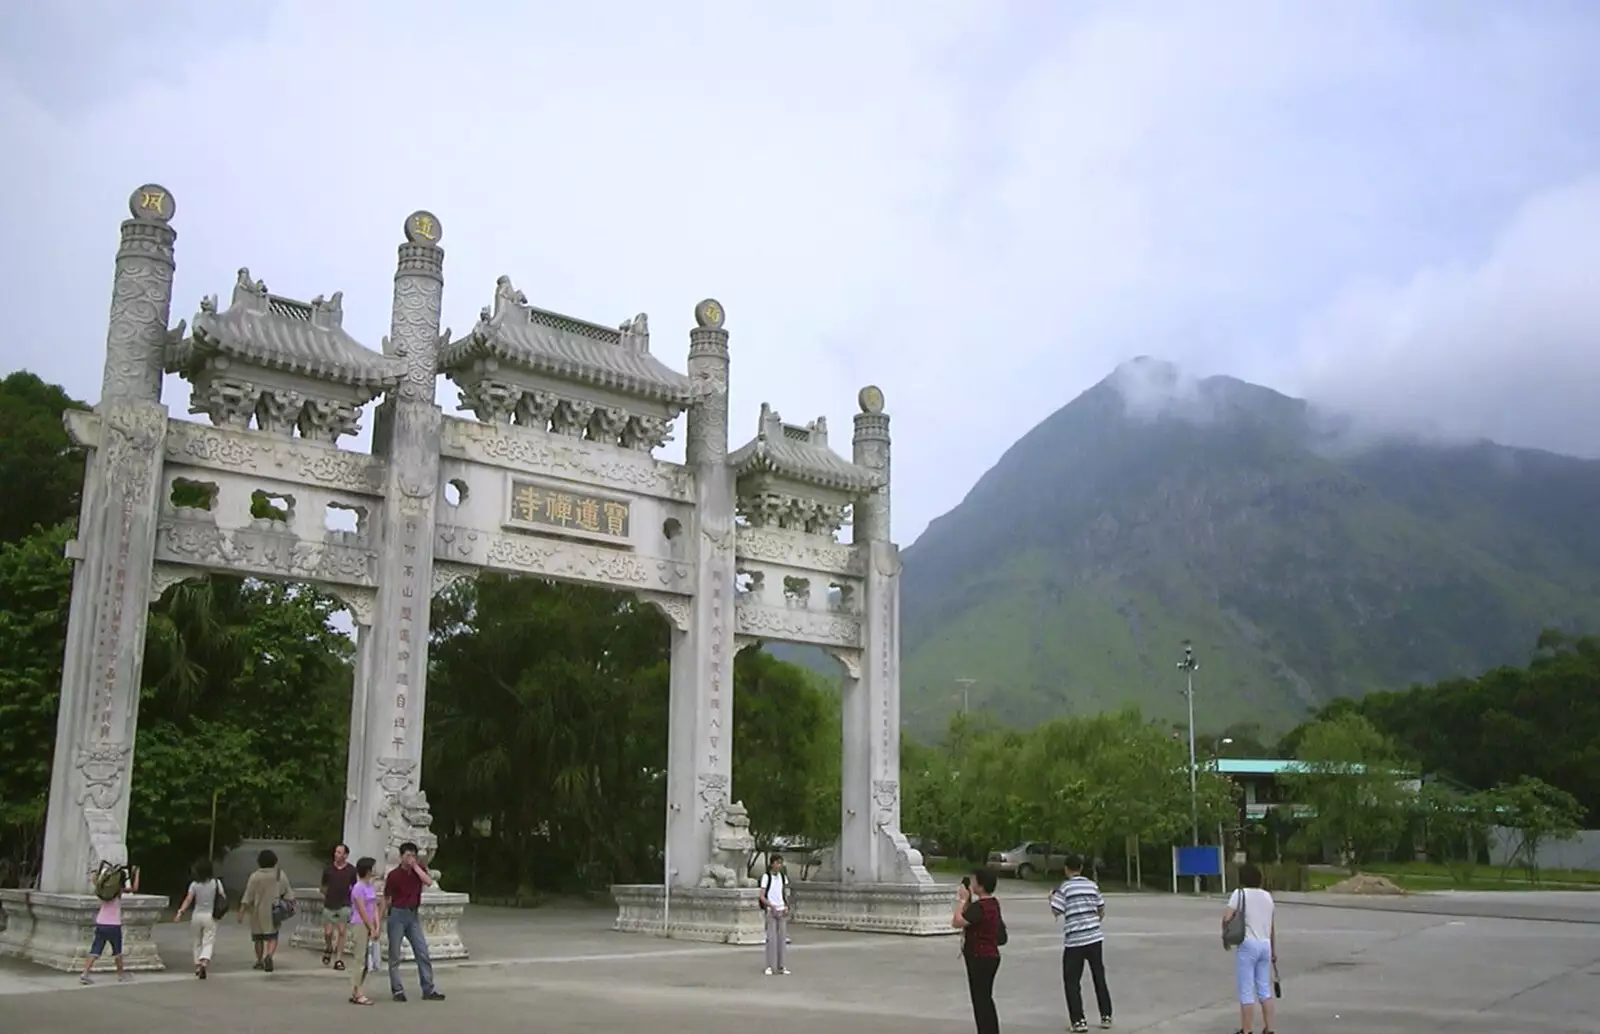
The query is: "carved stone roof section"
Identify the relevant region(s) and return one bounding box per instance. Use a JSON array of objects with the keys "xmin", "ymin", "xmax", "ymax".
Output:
[
  {"xmin": 440, "ymin": 276, "xmax": 695, "ymax": 404},
  {"xmin": 170, "ymin": 268, "xmax": 405, "ymax": 391},
  {"xmin": 729, "ymin": 403, "xmax": 881, "ymax": 494}
]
